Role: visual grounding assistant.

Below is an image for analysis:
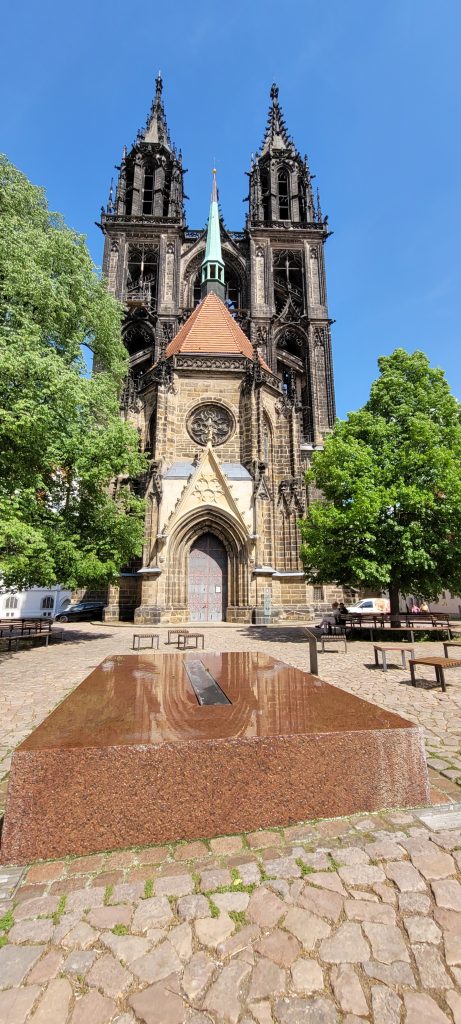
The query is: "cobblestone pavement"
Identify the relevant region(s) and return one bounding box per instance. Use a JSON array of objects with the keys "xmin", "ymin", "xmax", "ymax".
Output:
[{"xmin": 1, "ymin": 624, "xmax": 461, "ymax": 1021}]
